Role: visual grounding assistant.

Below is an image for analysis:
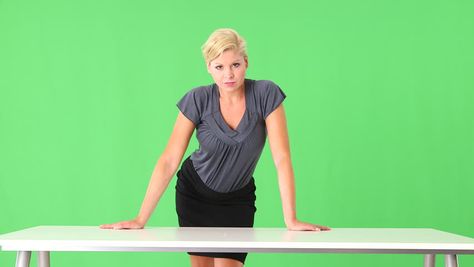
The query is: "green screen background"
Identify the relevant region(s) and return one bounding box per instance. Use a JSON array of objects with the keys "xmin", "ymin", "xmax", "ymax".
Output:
[{"xmin": 1, "ymin": 0, "xmax": 473, "ymax": 266}]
